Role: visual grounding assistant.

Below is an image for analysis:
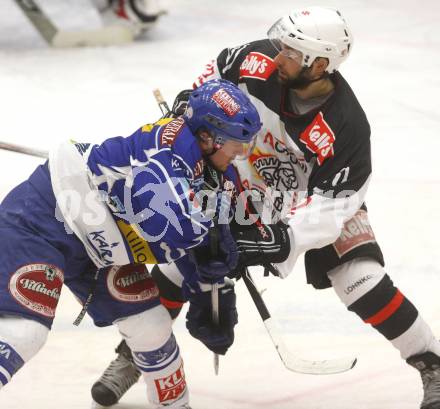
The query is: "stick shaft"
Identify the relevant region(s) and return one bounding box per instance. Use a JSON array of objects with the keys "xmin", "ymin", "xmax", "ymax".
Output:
[
  {"xmin": 0, "ymin": 141, "xmax": 48, "ymax": 159},
  {"xmin": 153, "ymin": 88, "xmax": 171, "ymax": 116}
]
